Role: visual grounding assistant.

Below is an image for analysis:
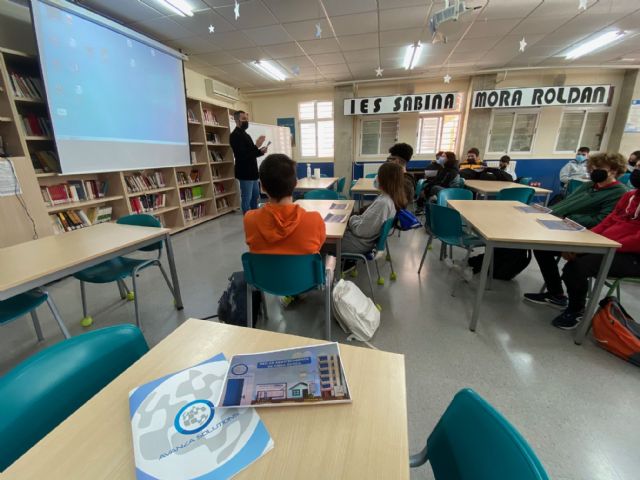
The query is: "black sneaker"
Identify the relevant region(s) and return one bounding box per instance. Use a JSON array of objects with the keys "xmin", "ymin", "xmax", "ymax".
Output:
[
  {"xmin": 523, "ymin": 292, "xmax": 568, "ymax": 309},
  {"xmin": 551, "ymin": 310, "xmax": 583, "ymax": 330}
]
